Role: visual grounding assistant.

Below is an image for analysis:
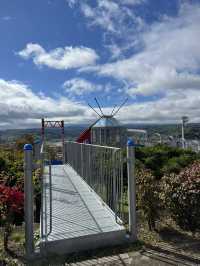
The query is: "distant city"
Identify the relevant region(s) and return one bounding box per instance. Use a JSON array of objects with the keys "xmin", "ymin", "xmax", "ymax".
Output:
[{"xmin": 1, "ymin": 123, "xmax": 200, "ymax": 144}]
